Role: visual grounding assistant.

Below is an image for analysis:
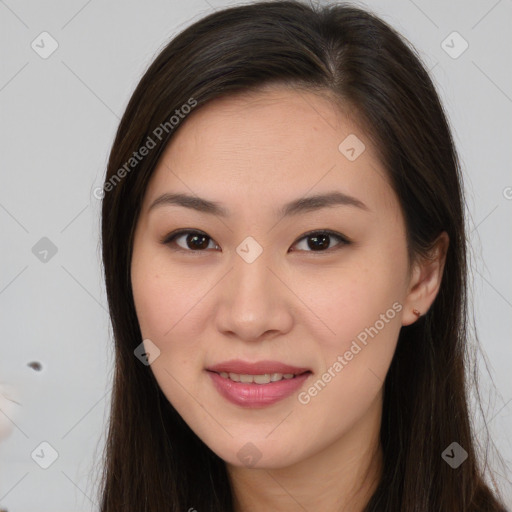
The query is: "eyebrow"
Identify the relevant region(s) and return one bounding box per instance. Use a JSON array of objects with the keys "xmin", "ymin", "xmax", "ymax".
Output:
[{"xmin": 148, "ymin": 191, "xmax": 369, "ymax": 217}]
